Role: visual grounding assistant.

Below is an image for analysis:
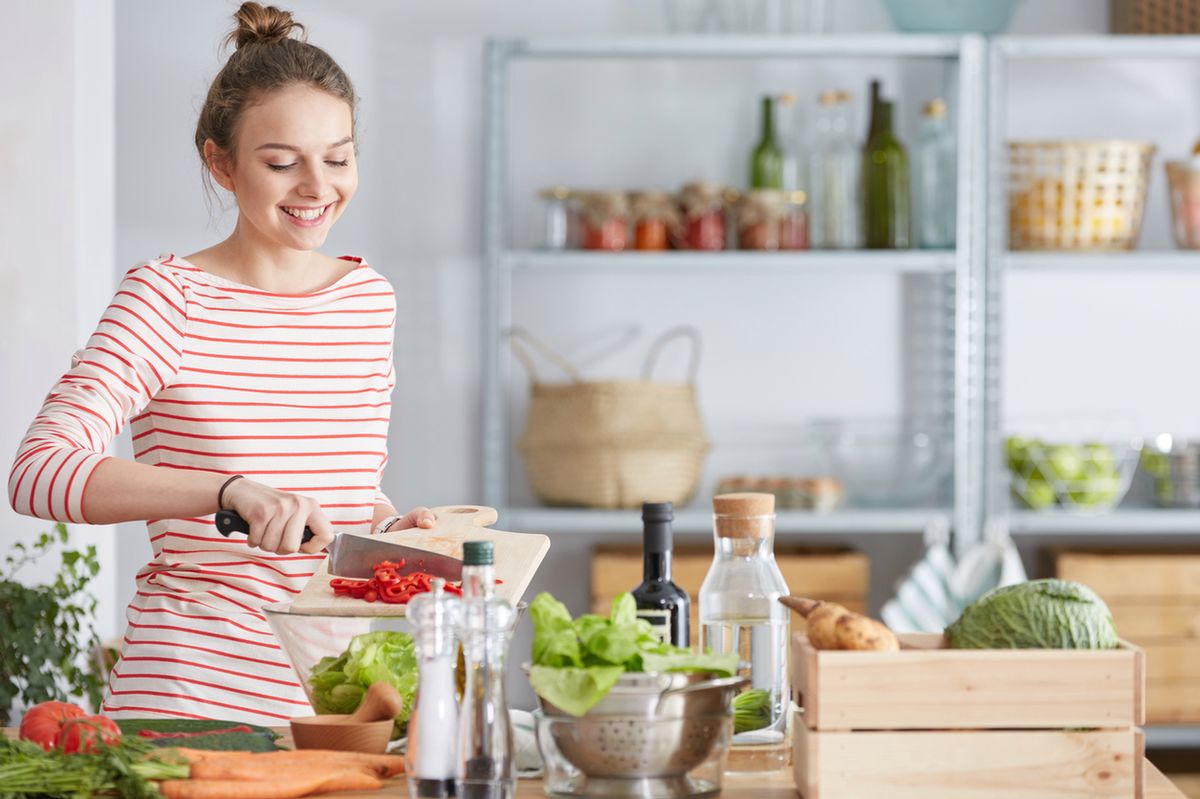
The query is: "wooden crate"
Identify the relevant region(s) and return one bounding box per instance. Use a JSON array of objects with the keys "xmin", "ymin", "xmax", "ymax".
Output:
[
  {"xmin": 792, "ymin": 632, "xmax": 1146, "ymax": 798},
  {"xmin": 592, "ymin": 545, "xmax": 868, "ymax": 637},
  {"xmin": 1055, "ymin": 551, "xmax": 1200, "ymax": 725}
]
